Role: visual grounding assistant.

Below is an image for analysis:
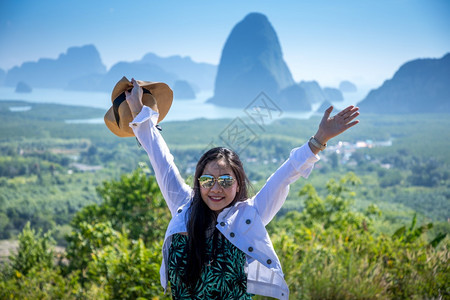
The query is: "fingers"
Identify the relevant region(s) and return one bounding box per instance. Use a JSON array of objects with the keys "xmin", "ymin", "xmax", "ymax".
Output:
[
  {"xmin": 322, "ymin": 105, "xmax": 333, "ymax": 121},
  {"xmin": 126, "ymin": 78, "xmax": 137, "ymax": 97},
  {"xmin": 131, "ymin": 78, "xmax": 139, "ymax": 88},
  {"xmin": 338, "ymin": 106, "xmax": 359, "ymax": 121},
  {"xmin": 338, "ymin": 105, "xmax": 356, "ymax": 116},
  {"xmin": 345, "ymin": 120, "xmax": 360, "ymax": 129},
  {"xmin": 343, "ymin": 107, "xmax": 360, "ymax": 129},
  {"xmin": 343, "ymin": 108, "xmax": 359, "ymax": 121},
  {"xmin": 127, "ymin": 78, "xmax": 143, "ymax": 99},
  {"xmin": 326, "ymin": 105, "xmax": 334, "ymax": 114},
  {"xmin": 348, "ymin": 106, "xmax": 359, "ymax": 114}
]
